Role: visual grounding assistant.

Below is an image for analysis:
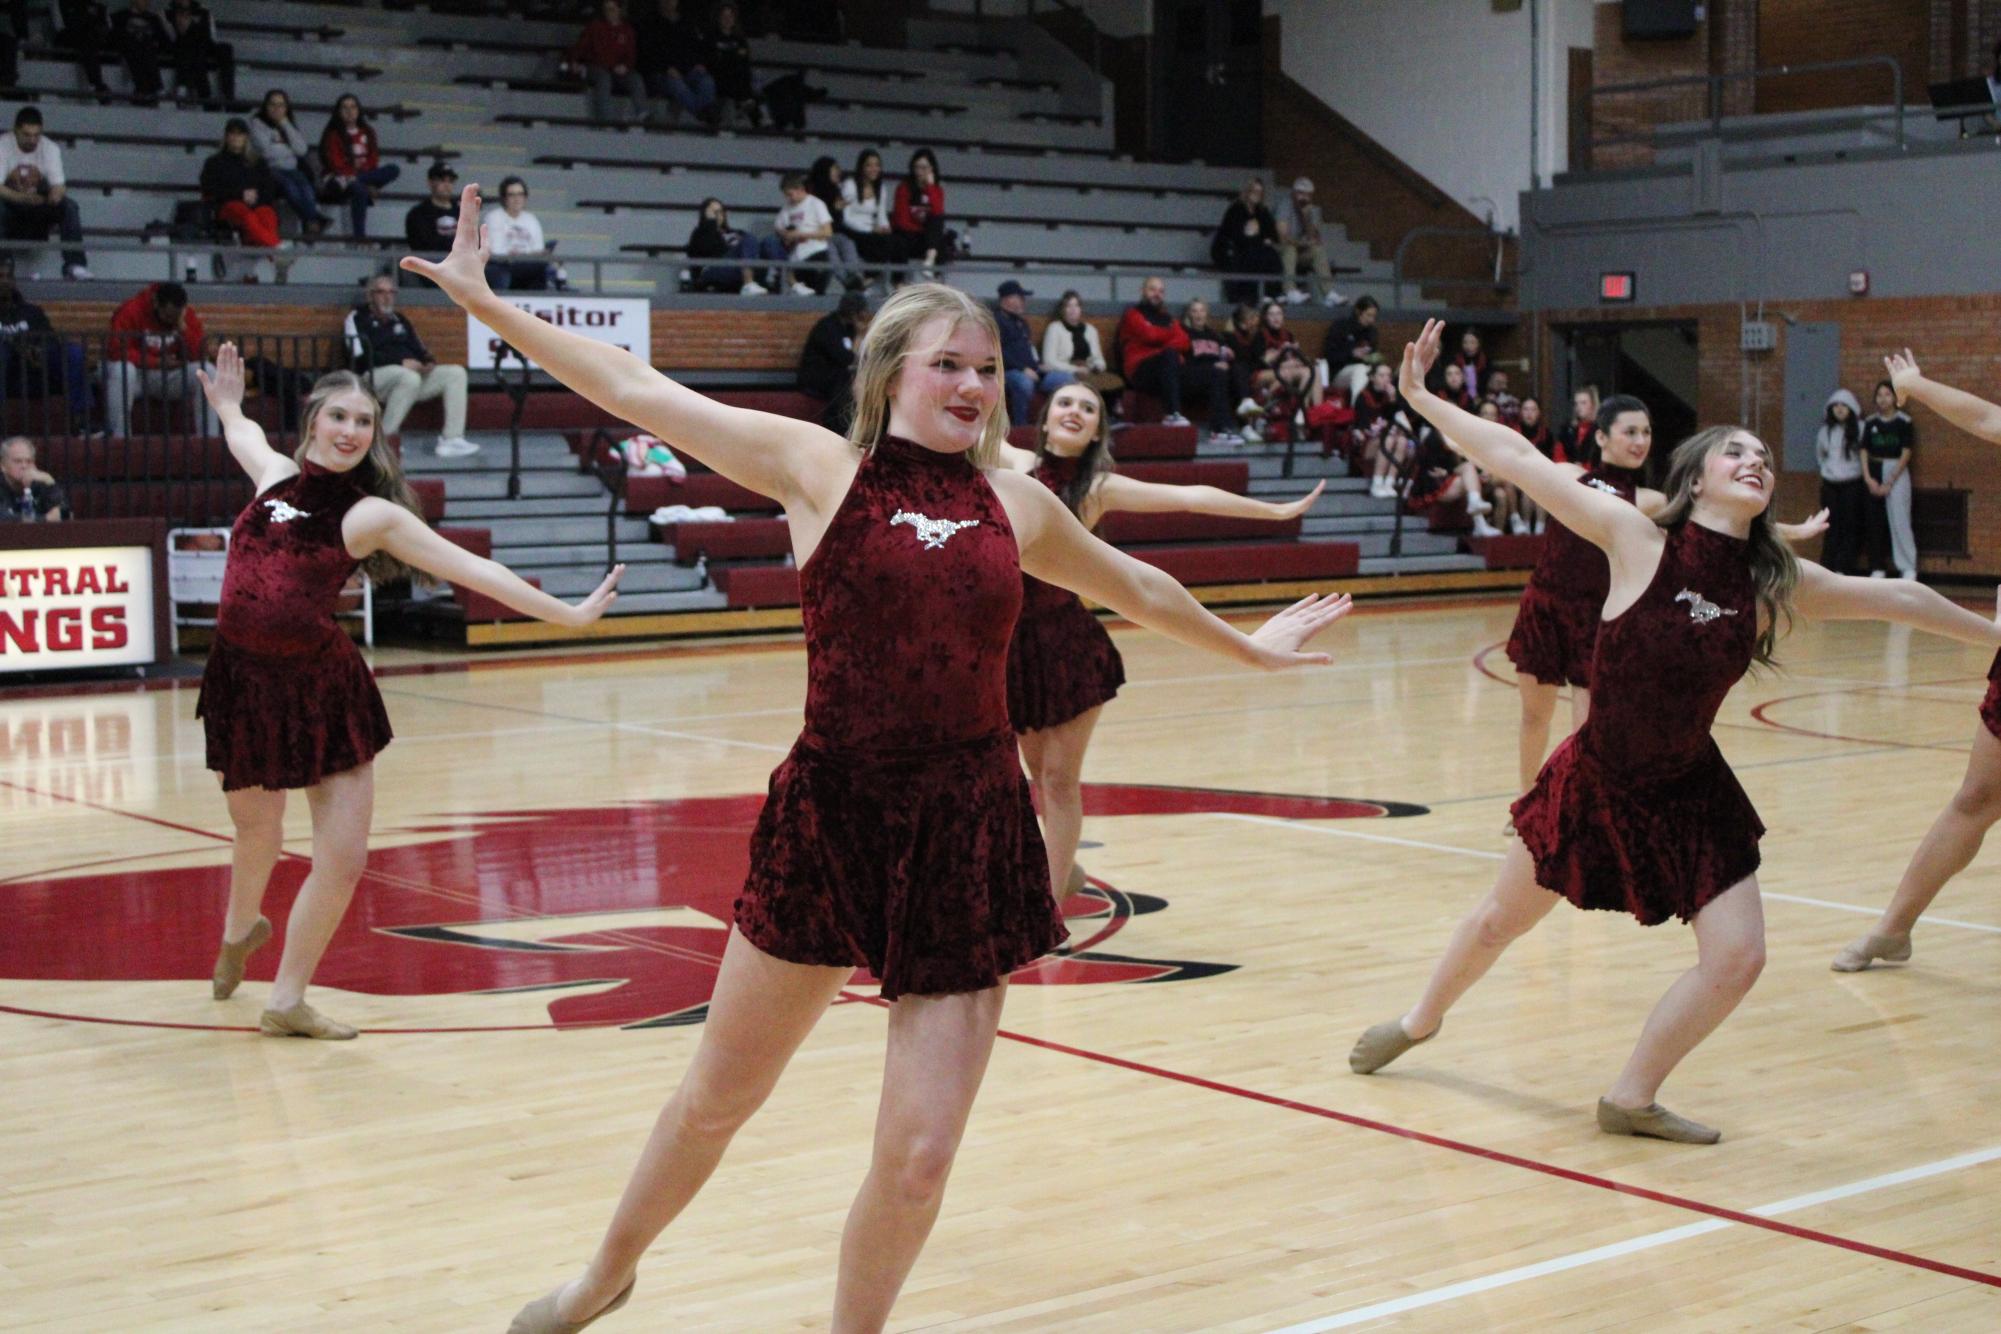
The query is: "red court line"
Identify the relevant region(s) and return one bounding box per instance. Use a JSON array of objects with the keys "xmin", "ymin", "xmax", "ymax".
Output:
[
  {"xmin": 0, "ymin": 1005, "xmax": 563, "ymax": 1034},
  {"xmin": 989, "ymin": 1027, "xmax": 2001, "ymax": 1291},
  {"xmin": 1471, "ymin": 641, "xmax": 1515, "ymax": 687},
  {"xmin": 1749, "ymin": 678, "xmax": 1986, "ymax": 750}
]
